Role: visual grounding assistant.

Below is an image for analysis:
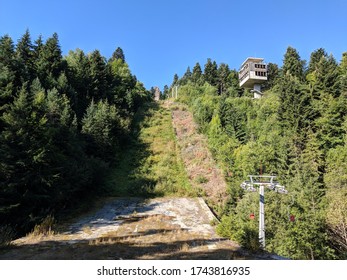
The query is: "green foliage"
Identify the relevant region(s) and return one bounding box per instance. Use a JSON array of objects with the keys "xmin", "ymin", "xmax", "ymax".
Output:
[
  {"xmin": 35, "ymin": 33, "xmax": 65, "ymax": 90},
  {"xmin": 0, "ymin": 31, "xmax": 150, "ymax": 238},
  {"xmin": 217, "ymin": 193, "xmax": 260, "ymax": 252},
  {"xmin": 110, "ymin": 47, "xmax": 125, "ymax": 63},
  {"xmin": 192, "ymin": 62, "xmax": 203, "ymax": 84},
  {"xmin": 277, "ymin": 75, "xmax": 313, "ymax": 148},
  {"xmin": 88, "ymin": 50, "xmax": 108, "ymax": 101},
  {"xmin": 82, "ymin": 99, "xmax": 126, "ymax": 160},
  {"xmin": 324, "ymin": 144, "xmax": 347, "ymax": 256},
  {"xmin": 175, "ymin": 47, "xmax": 347, "ymax": 259},
  {"xmin": 105, "ymin": 102, "xmax": 193, "ymax": 197},
  {"xmin": 282, "ymin": 46, "xmax": 305, "ymax": 80},
  {"xmin": 262, "ymin": 62, "xmax": 280, "ymax": 91},
  {"xmin": 204, "ymin": 58, "xmax": 218, "ymax": 87}
]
